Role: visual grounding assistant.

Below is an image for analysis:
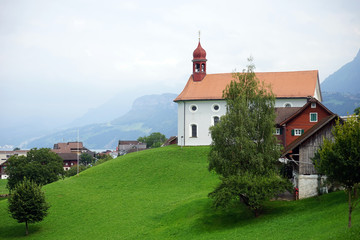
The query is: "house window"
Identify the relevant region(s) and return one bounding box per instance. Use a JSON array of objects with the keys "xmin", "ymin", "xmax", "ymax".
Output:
[
  {"xmin": 65, "ymin": 163, "xmax": 68, "ymax": 166},
  {"xmin": 71, "ymin": 163, "xmax": 74, "ymax": 166},
  {"xmin": 189, "ymin": 104, "xmax": 198, "ymax": 112},
  {"xmin": 274, "ymin": 128, "xmax": 281, "ymax": 135},
  {"xmin": 310, "ymin": 113, "xmax": 318, "ymax": 122},
  {"xmin": 191, "ymin": 124, "xmax": 197, "ymax": 138},
  {"xmin": 213, "ymin": 116, "xmax": 220, "ymax": 126},
  {"xmin": 292, "ymin": 129, "xmax": 304, "ymax": 136},
  {"xmin": 311, "ymin": 102, "xmax": 316, "ymax": 108}
]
